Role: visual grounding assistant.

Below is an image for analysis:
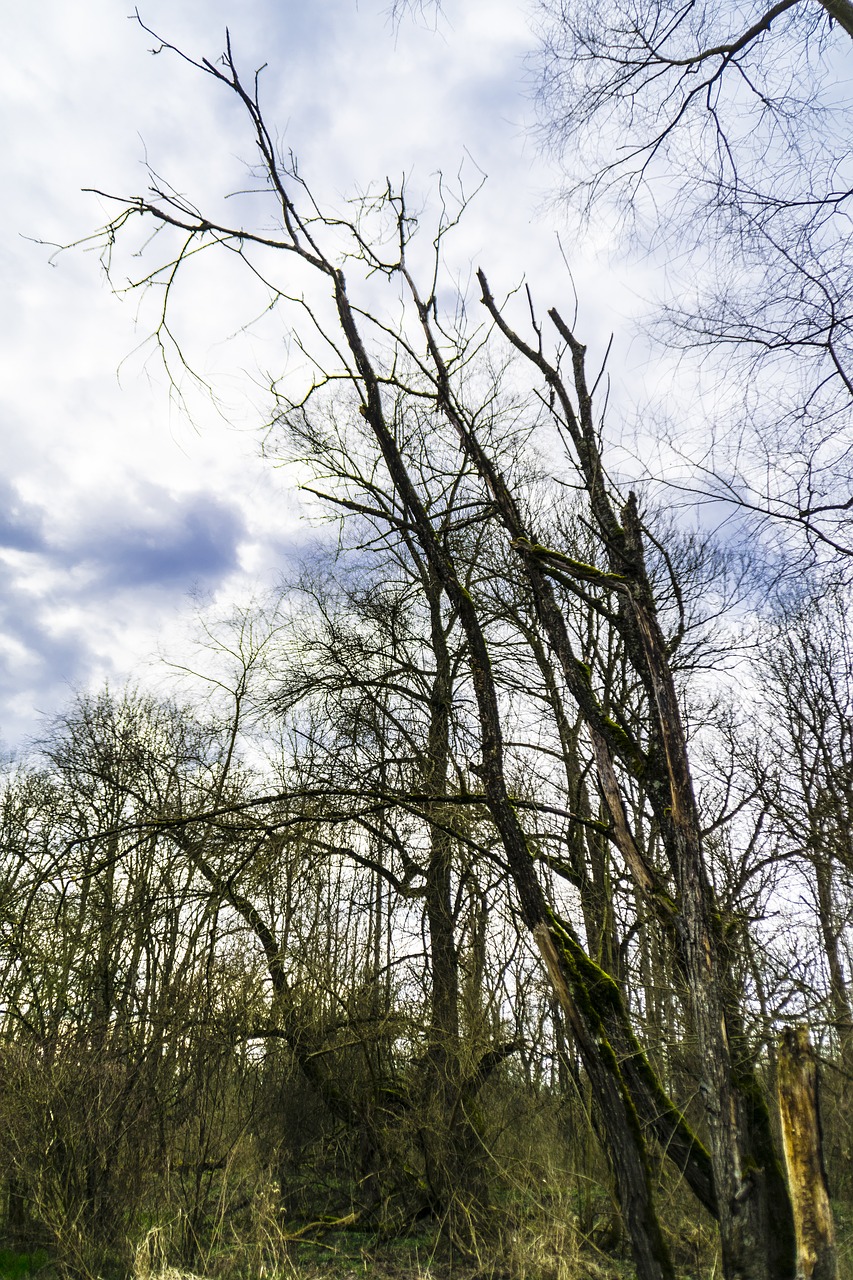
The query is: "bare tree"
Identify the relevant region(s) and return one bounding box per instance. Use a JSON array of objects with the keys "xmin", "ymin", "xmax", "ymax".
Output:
[
  {"xmin": 0, "ymin": 691, "xmax": 247, "ymax": 1276},
  {"xmin": 69, "ymin": 17, "xmax": 853, "ymax": 1274},
  {"xmin": 752, "ymin": 587, "xmax": 853, "ymax": 1056},
  {"xmin": 530, "ymin": 0, "xmax": 853, "ymax": 566}
]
